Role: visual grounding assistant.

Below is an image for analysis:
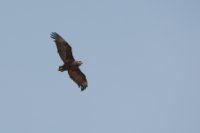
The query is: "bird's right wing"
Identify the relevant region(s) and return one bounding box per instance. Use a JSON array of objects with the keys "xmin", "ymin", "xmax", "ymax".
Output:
[
  {"xmin": 51, "ymin": 32, "xmax": 75, "ymax": 63},
  {"xmin": 68, "ymin": 67, "xmax": 88, "ymax": 91}
]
